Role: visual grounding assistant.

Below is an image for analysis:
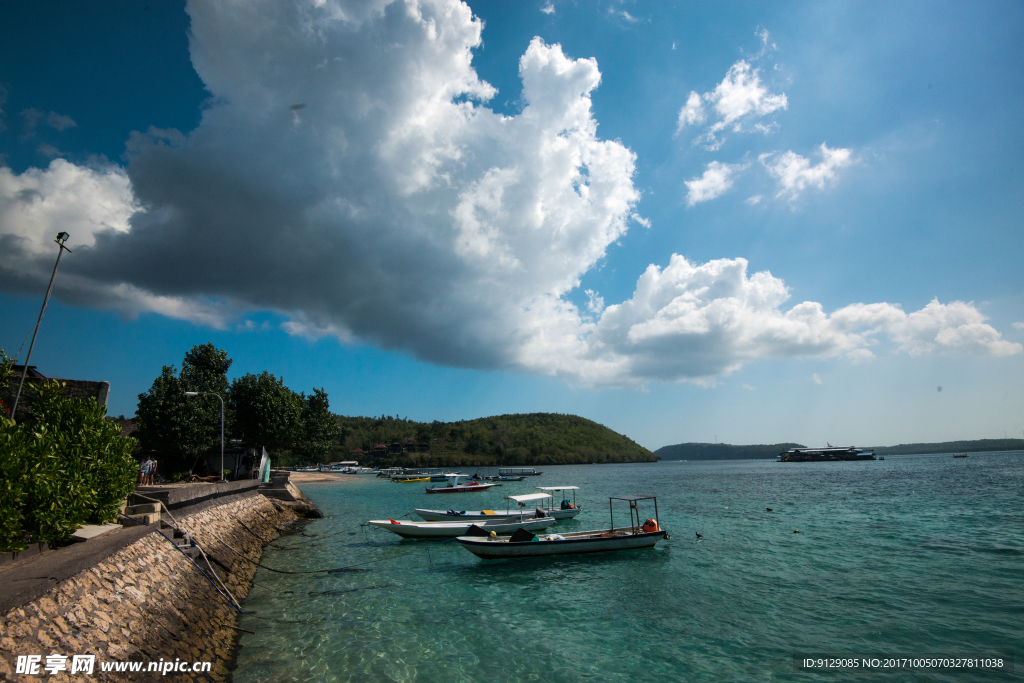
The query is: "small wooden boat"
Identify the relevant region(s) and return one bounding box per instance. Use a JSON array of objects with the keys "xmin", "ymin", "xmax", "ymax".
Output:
[
  {"xmin": 368, "ymin": 514, "xmax": 556, "ymax": 539},
  {"xmin": 425, "ymin": 475, "xmax": 499, "ymax": 494},
  {"xmin": 455, "ymin": 495, "xmax": 667, "ymax": 559}
]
